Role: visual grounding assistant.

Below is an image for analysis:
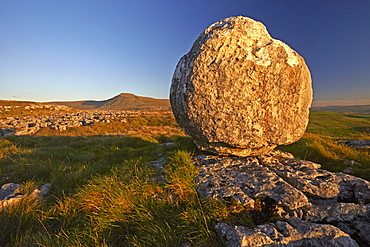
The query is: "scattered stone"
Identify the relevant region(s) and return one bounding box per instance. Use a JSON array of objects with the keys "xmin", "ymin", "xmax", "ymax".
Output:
[
  {"xmin": 336, "ymin": 140, "xmax": 370, "ymax": 149},
  {"xmin": 149, "ymin": 157, "xmax": 167, "ymax": 184},
  {"xmin": 0, "ymin": 183, "xmax": 51, "ymax": 211},
  {"xmin": 150, "ymin": 157, "xmax": 166, "ymax": 171},
  {"xmin": 0, "ymin": 183, "xmax": 20, "ymax": 201},
  {"xmin": 342, "ymin": 159, "xmax": 363, "ymax": 174},
  {"xmin": 30, "ymin": 183, "xmax": 52, "ymax": 199},
  {"xmin": 170, "ymin": 16, "xmax": 312, "ymax": 156},
  {"xmin": 343, "ymin": 167, "xmax": 354, "ymax": 174},
  {"xmin": 160, "ymin": 142, "xmax": 177, "ymax": 147},
  {"xmin": 0, "ymin": 128, "xmax": 16, "ymax": 136},
  {"xmin": 0, "ymin": 110, "xmax": 171, "ymax": 135}
]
